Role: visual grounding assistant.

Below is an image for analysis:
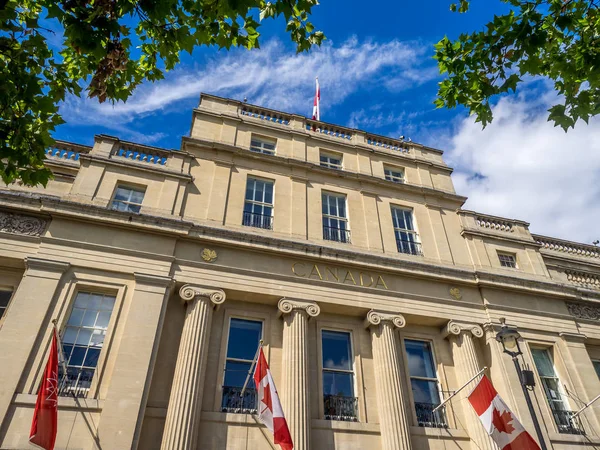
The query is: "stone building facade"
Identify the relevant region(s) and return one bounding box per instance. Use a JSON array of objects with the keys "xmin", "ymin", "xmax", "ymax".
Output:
[{"xmin": 0, "ymin": 93, "xmax": 600, "ymax": 450}]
